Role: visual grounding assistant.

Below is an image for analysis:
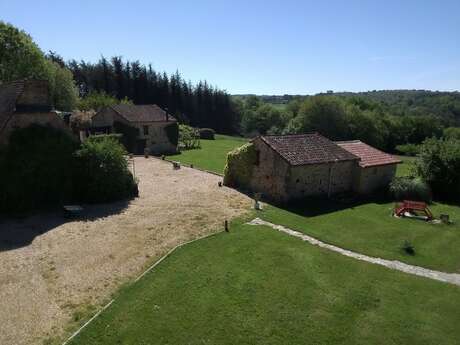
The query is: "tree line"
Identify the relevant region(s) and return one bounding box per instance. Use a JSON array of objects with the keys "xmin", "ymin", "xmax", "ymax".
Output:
[
  {"xmin": 236, "ymin": 94, "xmax": 459, "ymax": 153},
  {"xmin": 64, "ymin": 57, "xmax": 239, "ymax": 134}
]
